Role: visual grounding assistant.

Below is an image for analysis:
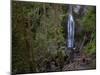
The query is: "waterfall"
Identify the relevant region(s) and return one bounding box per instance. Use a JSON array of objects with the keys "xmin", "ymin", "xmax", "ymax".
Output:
[{"xmin": 67, "ymin": 5, "xmax": 75, "ymax": 49}]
